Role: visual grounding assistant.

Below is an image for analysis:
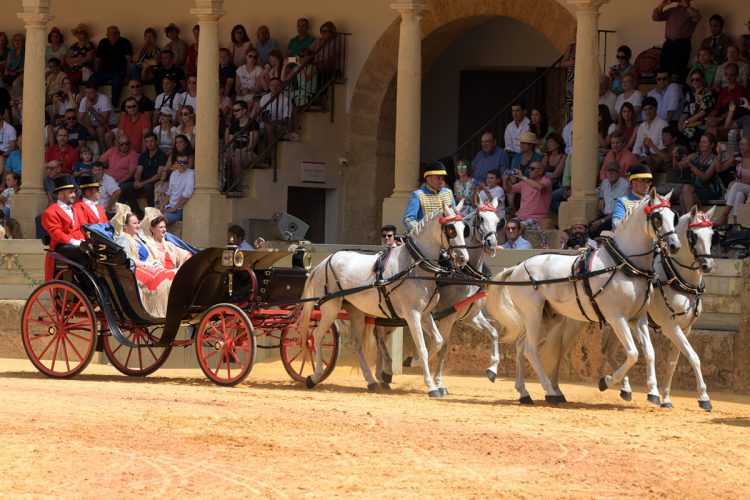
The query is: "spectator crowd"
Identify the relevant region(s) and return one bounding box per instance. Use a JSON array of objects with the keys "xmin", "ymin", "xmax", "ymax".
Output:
[{"xmin": 0, "ymin": 17, "xmax": 341, "ymax": 241}]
